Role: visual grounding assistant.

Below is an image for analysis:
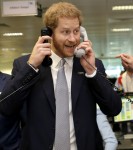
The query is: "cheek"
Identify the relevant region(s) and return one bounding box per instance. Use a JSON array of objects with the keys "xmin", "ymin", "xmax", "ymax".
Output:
[
  {"xmin": 77, "ymin": 37, "xmax": 81, "ymax": 44},
  {"xmin": 57, "ymin": 39, "xmax": 66, "ymax": 49},
  {"xmin": 53, "ymin": 37, "xmax": 63, "ymax": 51},
  {"xmin": 54, "ymin": 34, "xmax": 65, "ymax": 44}
]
